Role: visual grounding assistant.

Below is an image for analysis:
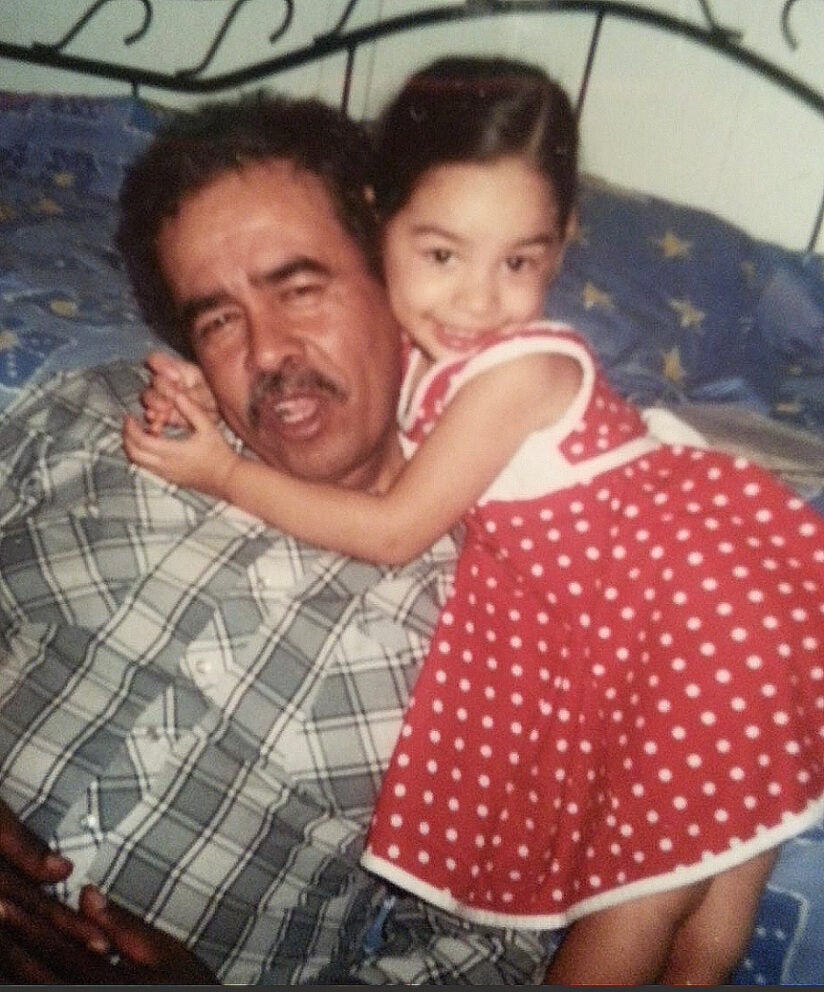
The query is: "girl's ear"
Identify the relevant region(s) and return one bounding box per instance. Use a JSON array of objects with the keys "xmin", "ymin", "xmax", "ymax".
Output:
[
  {"xmin": 363, "ymin": 184, "xmax": 376, "ymax": 206},
  {"xmin": 563, "ymin": 209, "xmax": 579, "ymax": 244},
  {"xmin": 546, "ymin": 210, "xmax": 577, "ymax": 285}
]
